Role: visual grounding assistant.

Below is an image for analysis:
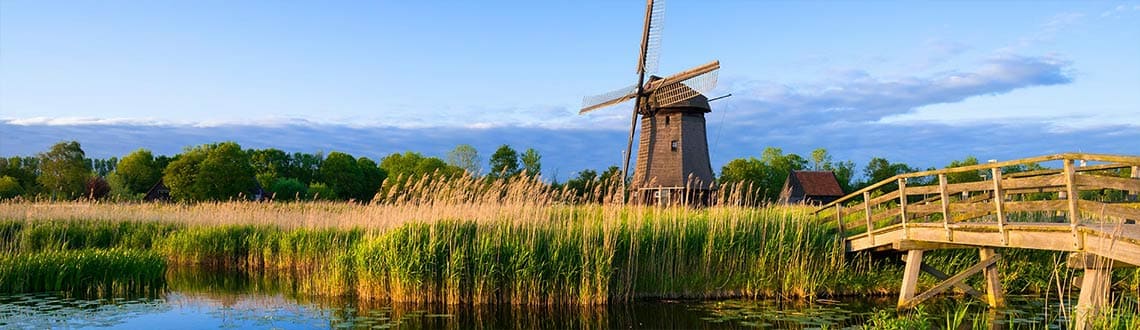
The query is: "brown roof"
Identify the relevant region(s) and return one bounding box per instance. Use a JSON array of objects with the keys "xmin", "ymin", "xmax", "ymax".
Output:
[{"xmin": 792, "ymin": 171, "xmax": 844, "ymax": 196}]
